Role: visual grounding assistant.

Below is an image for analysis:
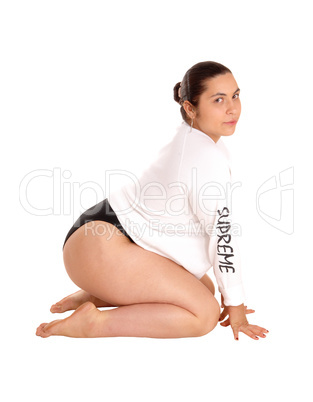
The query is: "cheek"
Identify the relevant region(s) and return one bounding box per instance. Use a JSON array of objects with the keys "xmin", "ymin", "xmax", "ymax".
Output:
[
  {"xmin": 211, "ymin": 108, "xmax": 225, "ymax": 123},
  {"xmin": 200, "ymin": 106, "xmax": 220, "ymax": 122}
]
